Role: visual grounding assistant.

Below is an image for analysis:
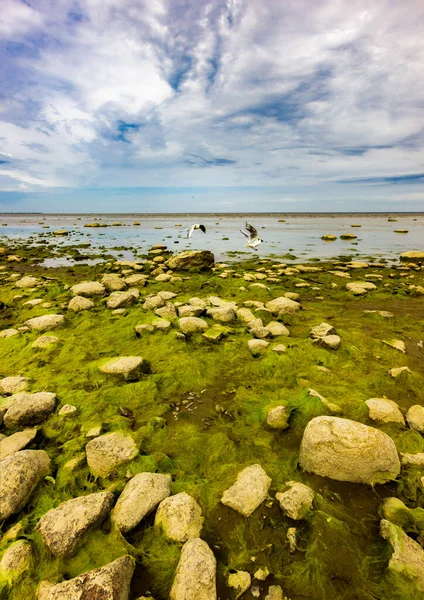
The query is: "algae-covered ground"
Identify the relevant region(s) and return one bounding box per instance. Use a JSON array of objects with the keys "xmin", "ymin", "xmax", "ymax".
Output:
[{"xmin": 0, "ymin": 239, "xmax": 423, "ymax": 600}]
